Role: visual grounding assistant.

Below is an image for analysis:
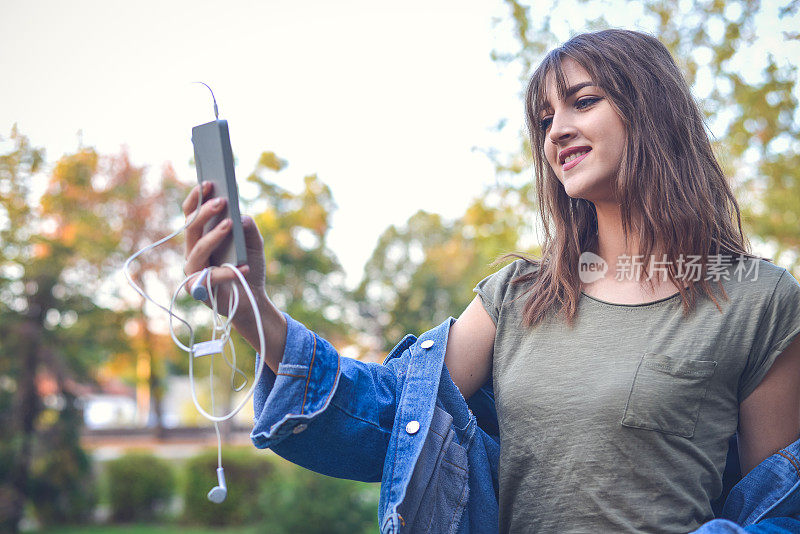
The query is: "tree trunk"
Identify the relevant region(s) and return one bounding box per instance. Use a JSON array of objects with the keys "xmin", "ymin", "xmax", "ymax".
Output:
[
  {"xmin": 139, "ymin": 314, "xmax": 165, "ymax": 440},
  {"xmin": 5, "ymin": 311, "xmax": 43, "ymax": 534},
  {"xmin": 149, "ymin": 354, "xmax": 165, "ymax": 440}
]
